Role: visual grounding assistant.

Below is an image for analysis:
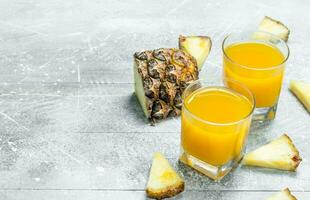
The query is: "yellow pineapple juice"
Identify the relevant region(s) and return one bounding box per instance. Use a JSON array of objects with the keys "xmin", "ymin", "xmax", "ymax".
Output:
[
  {"xmin": 223, "ymin": 42, "xmax": 286, "ymax": 107},
  {"xmin": 181, "ymin": 87, "xmax": 253, "ymax": 166}
]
